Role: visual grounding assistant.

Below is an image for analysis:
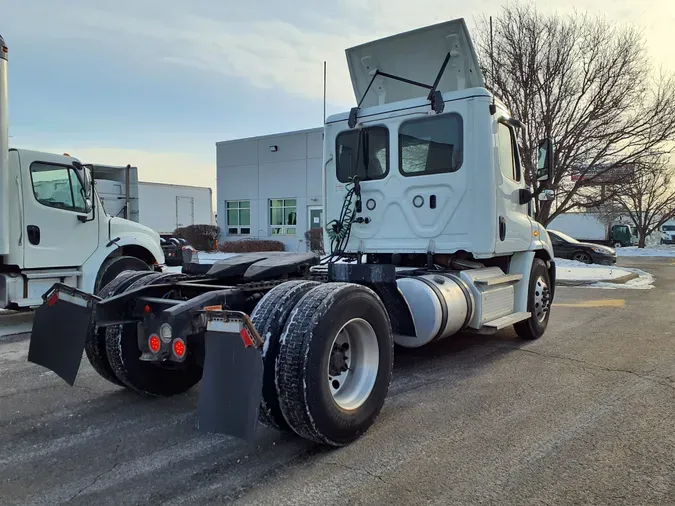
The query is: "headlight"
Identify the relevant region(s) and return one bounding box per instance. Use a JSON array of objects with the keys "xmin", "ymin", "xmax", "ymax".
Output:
[{"xmin": 591, "ymin": 247, "xmax": 612, "ymax": 254}]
